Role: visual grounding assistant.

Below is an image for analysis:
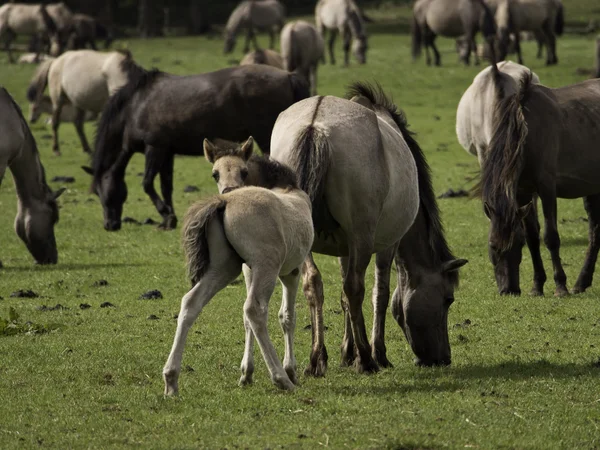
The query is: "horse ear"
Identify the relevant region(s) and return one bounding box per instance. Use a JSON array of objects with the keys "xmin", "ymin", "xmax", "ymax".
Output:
[
  {"xmin": 483, "ymin": 202, "xmax": 495, "ymax": 219},
  {"xmin": 241, "ymin": 136, "xmax": 254, "ymax": 161},
  {"xmin": 442, "ymin": 259, "xmax": 468, "ymax": 273},
  {"xmin": 52, "ymin": 187, "xmax": 66, "ymax": 200},
  {"xmin": 204, "ymin": 139, "xmax": 216, "ymax": 164},
  {"xmin": 81, "ymin": 165, "xmax": 93, "ymax": 175}
]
